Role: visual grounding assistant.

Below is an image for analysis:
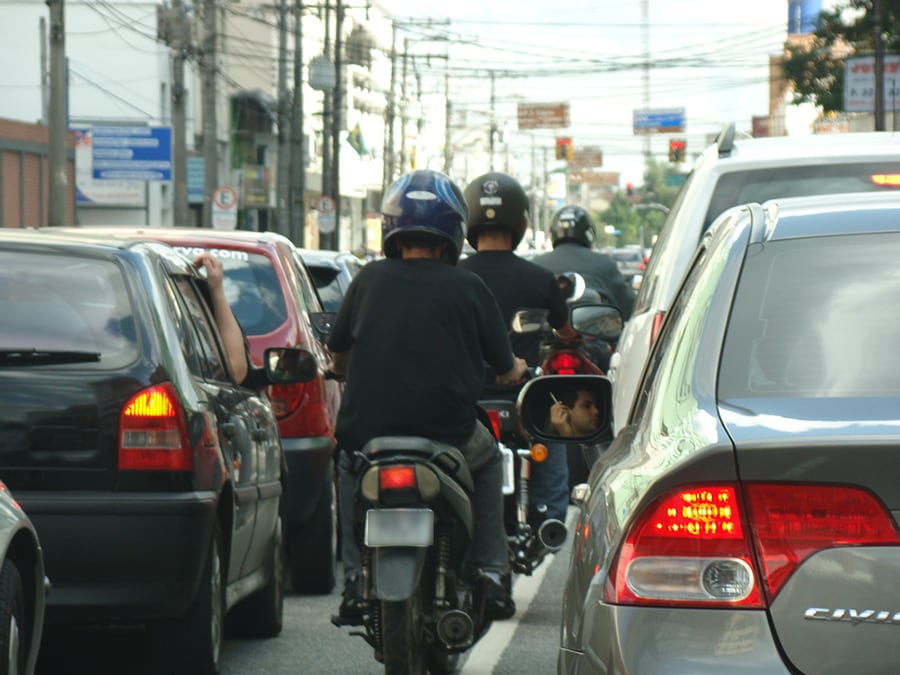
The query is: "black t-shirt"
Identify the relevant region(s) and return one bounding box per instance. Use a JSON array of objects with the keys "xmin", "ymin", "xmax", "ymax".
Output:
[
  {"xmin": 532, "ymin": 243, "xmax": 635, "ymax": 320},
  {"xmin": 460, "ymin": 250, "xmax": 568, "ymax": 366},
  {"xmin": 327, "ymin": 258, "xmax": 515, "ymax": 453}
]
